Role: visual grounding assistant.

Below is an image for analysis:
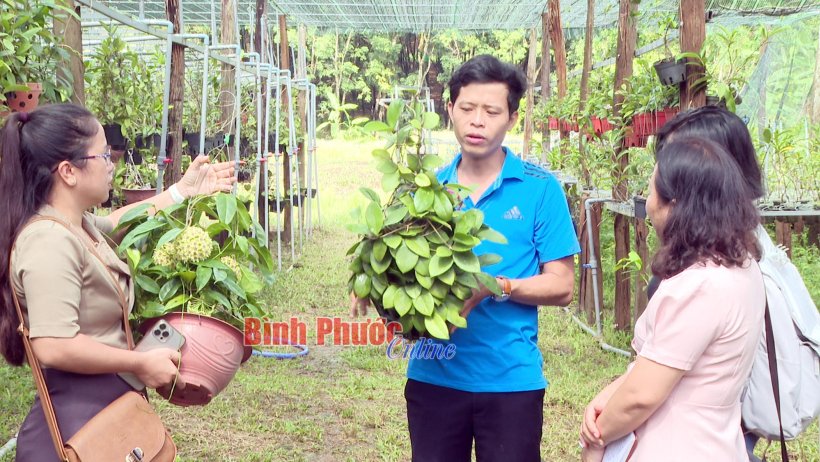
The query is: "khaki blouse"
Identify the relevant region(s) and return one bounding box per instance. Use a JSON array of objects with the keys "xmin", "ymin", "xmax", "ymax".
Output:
[{"xmin": 10, "ymin": 205, "xmax": 134, "ymax": 350}]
